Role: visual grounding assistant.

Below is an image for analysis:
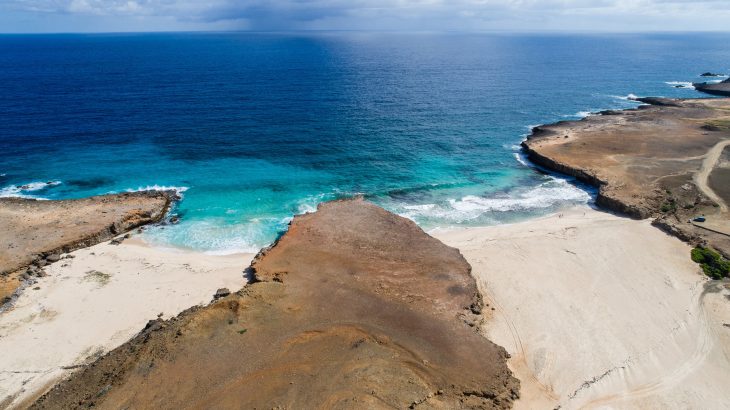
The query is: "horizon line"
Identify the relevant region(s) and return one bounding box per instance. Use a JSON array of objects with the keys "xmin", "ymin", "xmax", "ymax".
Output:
[{"xmin": 2, "ymin": 28, "xmax": 730, "ymax": 36}]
